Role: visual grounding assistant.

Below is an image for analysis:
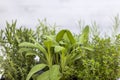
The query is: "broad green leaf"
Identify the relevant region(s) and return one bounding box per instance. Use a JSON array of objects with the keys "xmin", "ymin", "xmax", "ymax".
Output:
[
  {"xmin": 36, "ymin": 70, "xmax": 49, "ymax": 80},
  {"xmin": 56, "ymin": 29, "xmax": 76, "ymax": 44},
  {"xmin": 19, "ymin": 42, "xmax": 37, "ymax": 48},
  {"xmin": 36, "ymin": 65, "xmax": 61, "ymax": 80},
  {"xmin": 43, "ymin": 35, "xmax": 58, "ymax": 47},
  {"xmin": 63, "ymin": 33, "xmax": 70, "ymax": 42},
  {"xmin": 26, "ymin": 64, "xmax": 47, "ymax": 80},
  {"xmin": 49, "ymin": 65, "xmax": 61, "ymax": 80},
  {"xmin": 18, "ymin": 48, "xmax": 33, "ymax": 53},
  {"xmin": 35, "ymin": 43, "xmax": 47, "ymax": 54},
  {"xmin": 66, "ymin": 30, "xmax": 76, "ymax": 44},
  {"xmin": 29, "ymin": 37, "xmax": 48, "ymax": 54},
  {"xmin": 44, "ymin": 40, "xmax": 53, "ymax": 48},
  {"xmin": 55, "ymin": 46, "xmax": 65, "ymax": 53},
  {"xmin": 56, "ymin": 30, "xmax": 66, "ymax": 42},
  {"xmin": 19, "ymin": 42, "xmax": 47, "ymax": 55},
  {"xmin": 43, "ymin": 35, "xmax": 55, "ymax": 41},
  {"xmin": 18, "ymin": 48, "xmax": 38, "ymax": 57}
]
